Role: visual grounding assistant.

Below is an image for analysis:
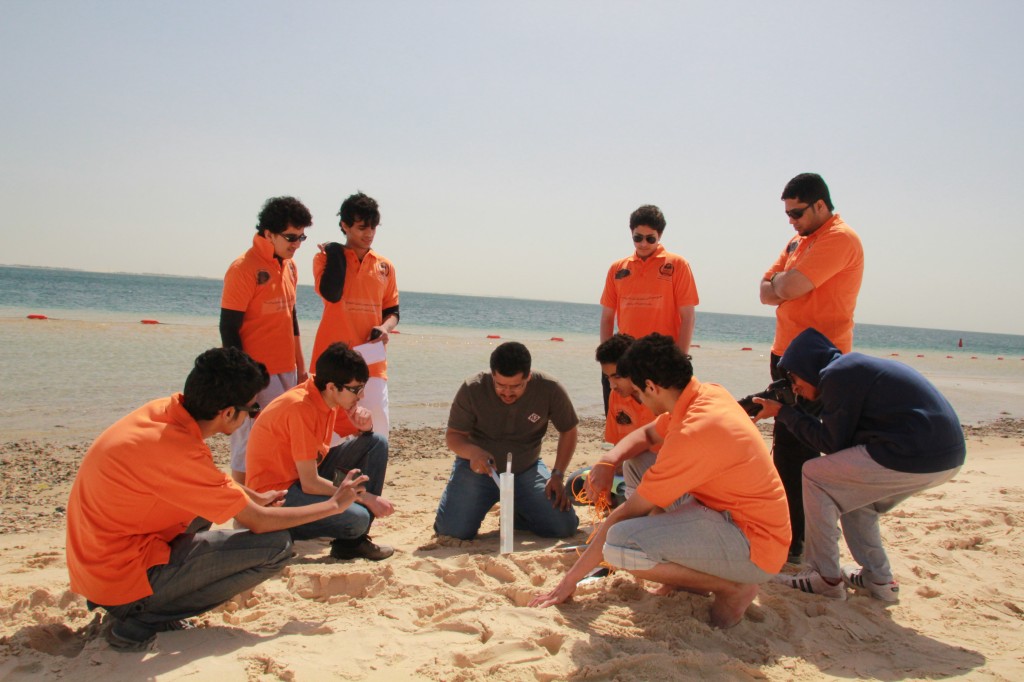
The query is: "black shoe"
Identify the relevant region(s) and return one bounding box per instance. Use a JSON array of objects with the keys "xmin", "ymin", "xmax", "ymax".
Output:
[
  {"xmin": 106, "ymin": 620, "xmax": 156, "ymax": 652},
  {"xmin": 330, "ymin": 536, "xmax": 394, "ymax": 561}
]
